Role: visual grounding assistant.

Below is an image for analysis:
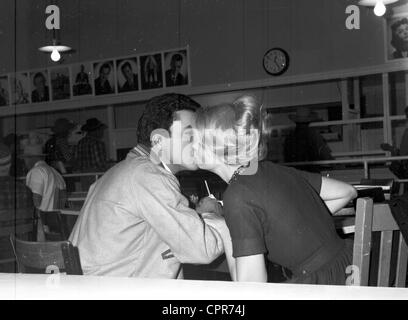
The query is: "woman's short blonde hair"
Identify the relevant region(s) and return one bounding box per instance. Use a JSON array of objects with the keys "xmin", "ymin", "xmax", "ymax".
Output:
[{"xmin": 195, "ymin": 95, "xmax": 272, "ymax": 166}]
